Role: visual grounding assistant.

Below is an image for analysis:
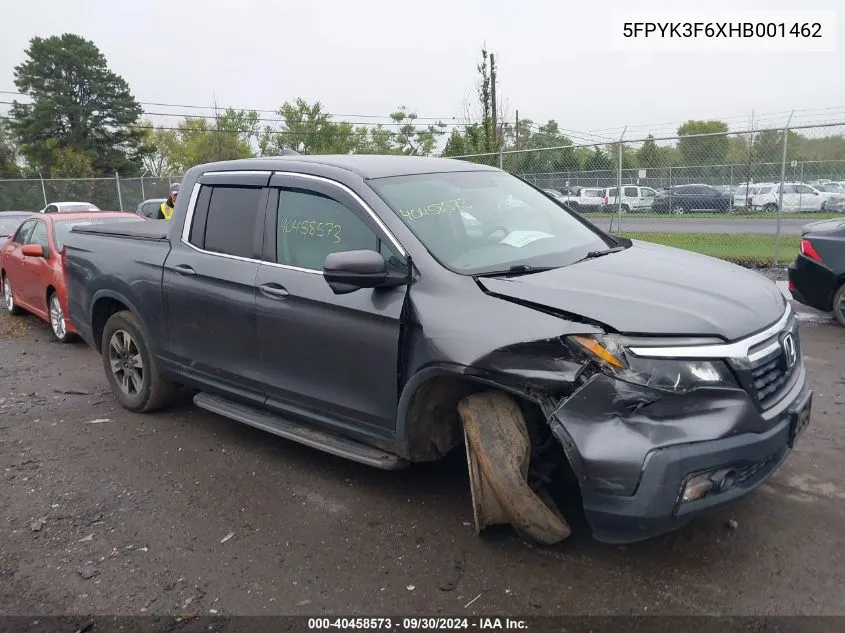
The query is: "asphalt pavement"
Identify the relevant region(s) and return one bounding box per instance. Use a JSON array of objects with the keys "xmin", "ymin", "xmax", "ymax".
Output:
[
  {"xmin": 1, "ymin": 308, "xmax": 844, "ymax": 617},
  {"xmin": 592, "ymin": 216, "xmax": 809, "ymax": 235}
]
